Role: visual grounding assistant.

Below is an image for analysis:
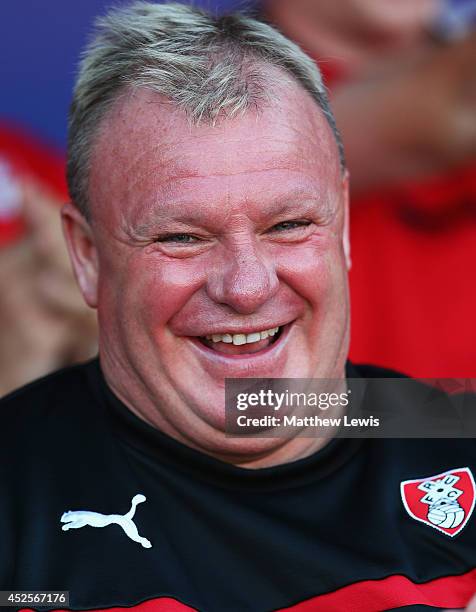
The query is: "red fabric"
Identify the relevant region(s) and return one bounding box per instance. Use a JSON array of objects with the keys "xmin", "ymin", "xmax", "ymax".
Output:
[
  {"xmin": 281, "ymin": 569, "xmax": 476, "ymax": 611},
  {"xmin": 21, "ymin": 569, "xmax": 476, "ymax": 611},
  {"xmin": 0, "ymin": 121, "xmax": 67, "ymax": 247},
  {"xmin": 316, "ymin": 59, "xmax": 350, "ymax": 88},
  {"xmin": 348, "ymin": 165, "xmax": 476, "ymax": 377},
  {"xmin": 22, "ymin": 598, "xmax": 196, "ymax": 612},
  {"xmin": 0, "ymin": 216, "xmax": 25, "ymax": 245}
]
